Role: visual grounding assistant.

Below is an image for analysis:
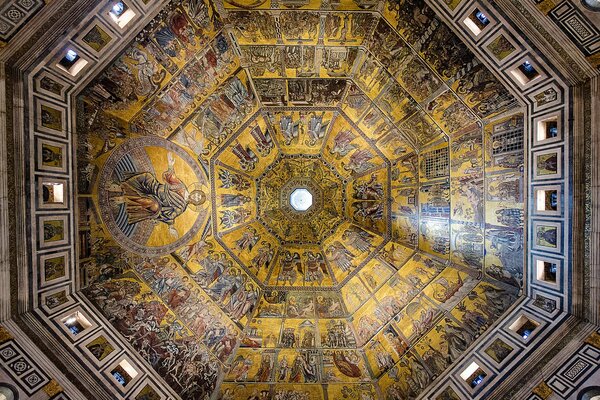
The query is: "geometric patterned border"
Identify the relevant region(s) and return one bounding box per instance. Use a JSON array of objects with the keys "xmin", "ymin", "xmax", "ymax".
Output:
[
  {"xmin": 549, "ymin": 2, "xmax": 600, "ymax": 56},
  {"xmin": 526, "ymin": 331, "xmax": 600, "ymax": 399},
  {"xmin": 15, "ymin": 0, "xmax": 185, "ymax": 397},
  {"xmin": 0, "ymin": 339, "xmax": 50, "ymax": 395},
  {"xmin": 12, "ymin": 0, "xmax": 581, "ymax": 398},
  {"xmin": 0, "ymin": 0, "xmax": 45, "ymax": 44}
]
